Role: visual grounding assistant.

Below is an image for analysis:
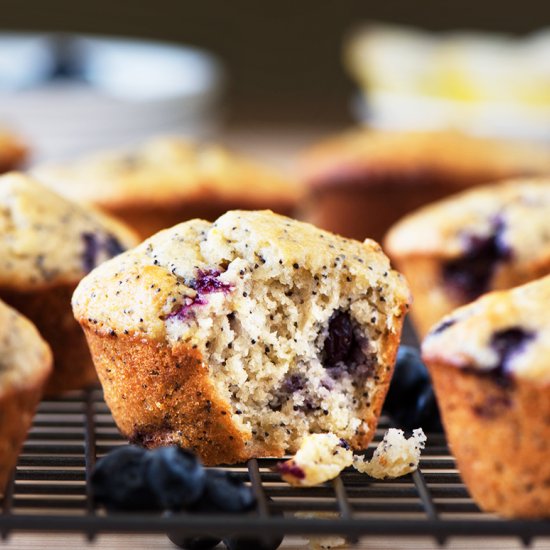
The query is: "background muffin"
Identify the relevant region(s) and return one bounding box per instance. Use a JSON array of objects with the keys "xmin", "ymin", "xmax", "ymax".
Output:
[
  {"xmin": 423, "ymin": 276, "xmax": 550, "ymax": 518},
  {"xmin": 386, "ymin": 178, "xmax": 550, "ymax": 337},
  {"xmin": 299, "ymin": 129, "xmax": 550, "ymax": 242},
  {"xmin": 0, "ymin": 173, "xmax": 139, "ymax": 395},
  {"xmin": 0, "ymin": 129, "xmax": 27, "ymax": 174},
  {"xmin": 33, "ymin": 136, "xmax": 303, "ymax": 239},
  {"xmin": 73, "ymin": 210, "xmax": 410, "ymax": 465},
  {"xmin": 0, "ymin": 299, "xmax": 52, "ymax": 492}
]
